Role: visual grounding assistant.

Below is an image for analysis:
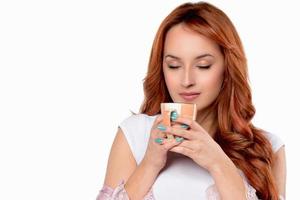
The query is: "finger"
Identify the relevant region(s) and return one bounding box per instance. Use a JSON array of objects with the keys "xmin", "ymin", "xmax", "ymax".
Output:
[
  {"xmin": 169, "ymin": 146, "xmax": 194, "ymax": 158},
  {"xmin": 163, "ymin": 138, "xmax": 182, "ymax": 150},
  {"xmin": 151, "ymin": 128, "xmax": 167, "ymax": 139},
  {"xmin": 171, "ymin": 122, "xmax": 189, "ymax": 130},
  {"xmin": 164, "ymin": 126, "xmax": 194, "ymax": 140},
  {"xmin": 167, "ymin": 122, "xmax": 189, "ymax": 140},
  {"xmin": 177, "ymin": 140, "xmax": 199, "ymax": 150},
  {"xmin": 172, "ymin": 117, "xmax": 205, "ymax": 131},
  {"xmin": 153, "ymin": 114, "xmax": 163, "ymax": 125},
  {"xmin": 151, "ymin": 115, "xmax": 164, "ymax": 137},
  {"xmin": 157, "ymin": 130, "xmax": 167, "ymax": 139},
  {"xmin": 153, "ymin": 137, "xmax": 164, "ymax": 145},
  {"xmin": 153, "ymin": 137, "xmax": 171, "ymax": 147}
]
